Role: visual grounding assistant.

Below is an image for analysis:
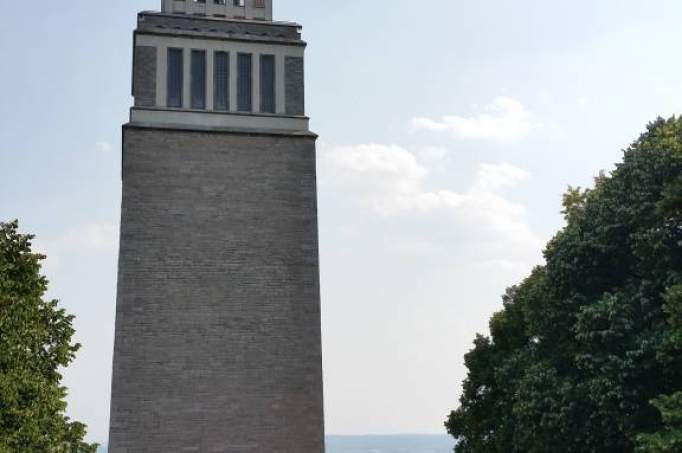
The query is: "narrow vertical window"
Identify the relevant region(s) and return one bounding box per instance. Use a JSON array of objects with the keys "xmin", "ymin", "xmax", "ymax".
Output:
[
  {"xmin": 237, "ymin": 53, "xmax": 252, "ymax": 112},
  {"xmin": 214, "ymin": 51, "xmax": 229, "ymax": 111},
  {"xmin": 167, "ymin": 48, "xmax": 184, "ymax": 108},
  {"xmin": 191, "ymin": 50, "xmax": 206, "ymax": 110},
  {"xmin": 260, "ymin": 55, "xmax": 275, "ymax": 114}
]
